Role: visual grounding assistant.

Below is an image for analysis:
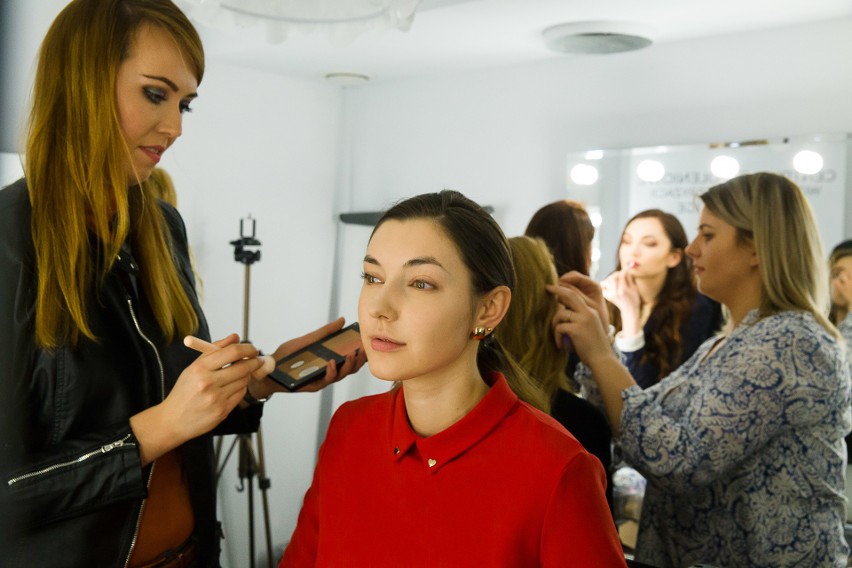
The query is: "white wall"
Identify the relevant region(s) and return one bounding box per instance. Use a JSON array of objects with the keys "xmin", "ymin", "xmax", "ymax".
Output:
[
  {"xmin": 0, "ymin": 2, "xmax": 348, "ymax": 564},
  {"xmin": 158, "ymin": 61, "xmax": 344, "ymax": 566},
  {"xmin": 341, "ymin": 18, "xmax": 852, "ymax": 275},
  {"xmin": 7, "ymin": 5, "xmax": 852, "ymax": 566}
]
